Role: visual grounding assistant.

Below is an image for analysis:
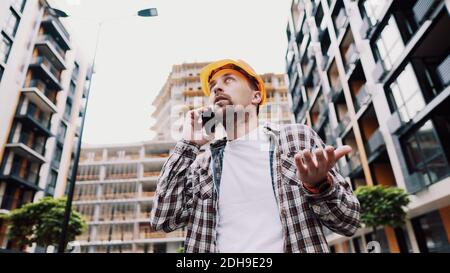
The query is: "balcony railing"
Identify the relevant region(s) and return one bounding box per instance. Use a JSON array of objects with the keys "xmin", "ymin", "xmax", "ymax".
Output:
[
  {"xmin": 437, "ymin": 54, "xmax": 450, "ymax": 88},
  {"xmin": 373, "ymin": 59, "xmax": 388, "ymax": 82},
  {"xmin": 365, "ymin": 129, "xmax": 385, "ymax": 156},
  {"xmin": 334, "ymin": 8, "xmax": 348, "ymax": 35},
  {"xmin": 15, "ymin": 132, "xmax": 46, "ymax": 155},
  {"xmin": 27, "ymin": 79, "xmax": 57, "ymax": 104},
  {"xmin": 413, "ymin": 0, "xmax": 438, "ymax": 25},
  {"xmin": 143, "ymin": 171, "xmax": 161, "ymax": 177},
  {"xmin": 344, "ymin": 43, "xmax": 359, "ymax": 71},
  {"xmin": 336, "ymin": 111, "xmax": 351, "ymax": 136},
  {"xmin": 43, "ymin": 13, "xmax": 70, "ymax": 41},
  {"xmin": 354, "ymin": 84, "xmax": 370, "ymax": 111},
  {"xmin": 139, "ymin": 230, "xmax": 186, "ymax": 240},
  {"xmin": 327, "ymin": 83, "xmax": 343, "ymax": 103},
  {"xmin": 105, "ymin": 173, "xmax": 138, "ymax": 180},
  {"xmin": 404, "ymin": 172, "xmax": 427, "ymax": 193},
  {"xmin": 360, "ymin": 14, "xmax": 377, "ymax": 39},
  {"xmin": 341, "ymin": 151, "xmax": 361, "ymax": 177},
  {"xmin": 37, "ymin": 34, "xmax": 66, "ymax": 59},
  {"xmin": 0, "ymin": 194, "xmax": 22, "ymax": 211},
  {"xmin": 76, "ymin": 174, "xmax": 100, "ymax": 181},
  {"xmin": 97, "ymin": 213, "xmax": 136, "ymax": 222},
  {"xmin": 100, "ymin": 192, "xmax": 138, "ymax": 200},
  {"xmin": 325, "ymin": 126, "xmax": 336, "ymax": 147},
  {"xmin": 141, "ymin": 192, "xmax": 155, "ymax": 198},
  {"xmin": 19, "ymin": 108, "xmax": 51, "ymax": 132},
  {"xmin": 8, "ymin": 165, "xmax": 40, "ymax": 186},
  {"xmin": 31, "ymin": 56, "xmax": 61, "ymax": 80}
]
